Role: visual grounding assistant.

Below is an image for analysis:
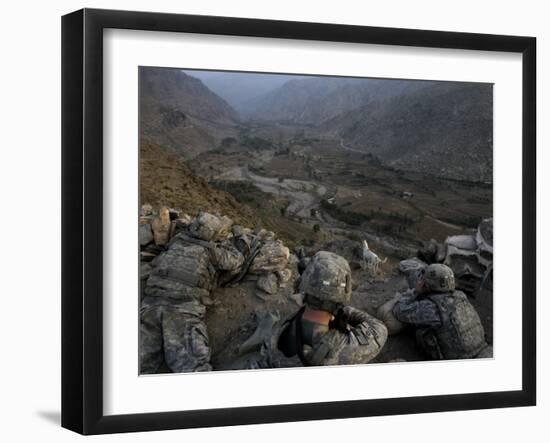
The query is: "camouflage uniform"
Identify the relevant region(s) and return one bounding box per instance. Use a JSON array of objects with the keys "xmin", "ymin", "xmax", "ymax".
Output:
[
  {"xmin": 392, "ymin": 277, "xmax": 491, "ymax": 360},
  {"xmin": 140, "ymin": 216, "xmax": 244, "ymax": 374},
  {"xmin": 279, "ymin": 305, "xmax": 387, "ymax": 366},
  {"xmin": 140, "ymin": 298, "xmax": 211, "ymax": 373},
  {"xmin": 278, "ymin": 251, "xmax": 388, "ymax": 366}
]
